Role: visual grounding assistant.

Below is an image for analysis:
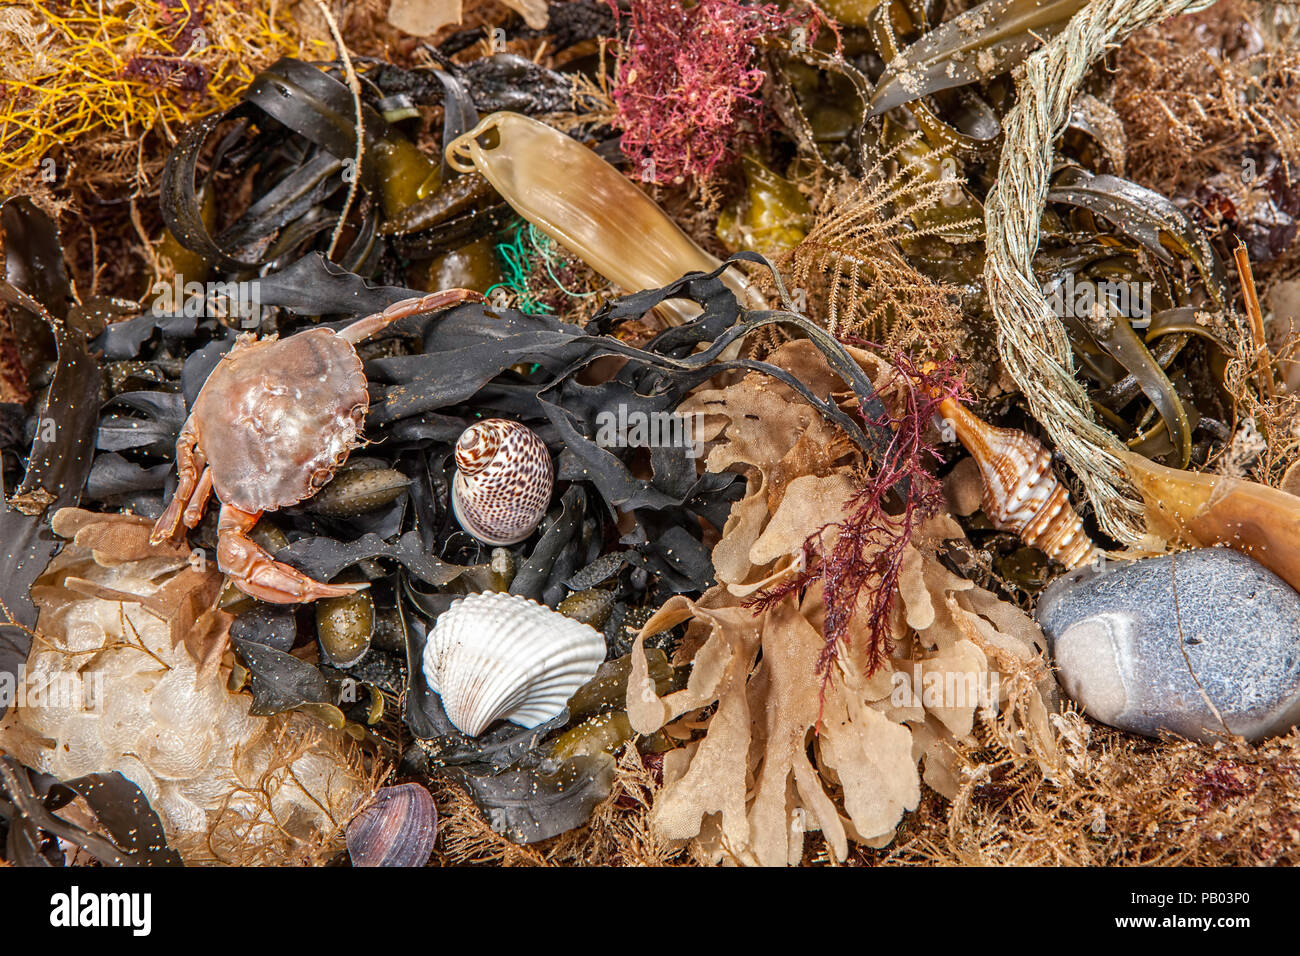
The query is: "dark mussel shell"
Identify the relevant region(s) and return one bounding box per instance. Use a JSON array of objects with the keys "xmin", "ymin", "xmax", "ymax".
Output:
[{"xmin": 346, "ymin": 783, "xmax": 437, "ymax": 867}]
